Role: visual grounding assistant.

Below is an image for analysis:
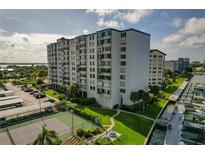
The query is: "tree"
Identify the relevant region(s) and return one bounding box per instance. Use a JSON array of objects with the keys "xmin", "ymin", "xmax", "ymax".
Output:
[
  {"xmin": 69, "ymin": 83, "xmax": 79, "ymax": 97},
  {"xmin": 164, "ymin": 69, "xmax": 173, "ymax": 78},
  {"xmin": 130, "ymin": 89, "xmax": 150, "ymax": 112},
  {"xmin": 36, "ymin": 78, "xmax": 44, "ymax": 85},
  {"xmin": 33, "ymin": 126, "xmax": 62, "ymax": 145},
  {"xmin": 149, "ymin": 85, "xmax": 160, "ymax": 97}
]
